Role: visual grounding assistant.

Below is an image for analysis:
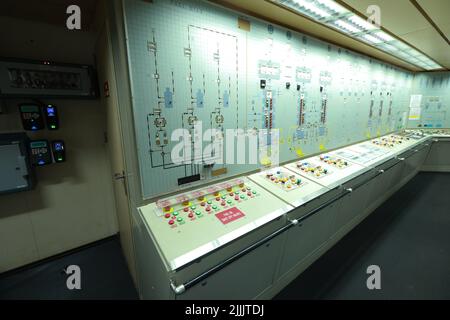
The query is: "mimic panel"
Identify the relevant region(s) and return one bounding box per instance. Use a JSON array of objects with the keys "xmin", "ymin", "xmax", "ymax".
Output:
[
  {"xmin": 123, "ymin": 0, "xmax": 413, "ymax": 199},
  {"xmin": 408, "ymin": 72, "xmax": 450, "ymax": 129}
]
